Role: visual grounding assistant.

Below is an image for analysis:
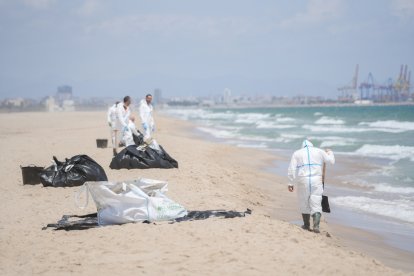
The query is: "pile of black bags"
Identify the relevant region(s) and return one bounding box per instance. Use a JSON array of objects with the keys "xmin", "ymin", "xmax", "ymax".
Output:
[
  {"xmin": 110, "ymin": 145, "xmax": 178, "ymax": 170},
  {"xmin": 39, "ymin": 155, "xmax": 108, "ymax": 187},
  {"xmin": 109, "ymin": 132, "xmax": 178, "ymax": 170}
]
